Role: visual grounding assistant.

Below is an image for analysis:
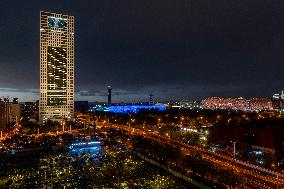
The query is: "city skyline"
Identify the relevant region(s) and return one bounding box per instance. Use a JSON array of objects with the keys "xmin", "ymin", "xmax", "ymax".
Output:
[
  {"xmin": 0, "ymin": 2, "xmax": 283, "ymax": 188},
  {"xmin": 0, "ymin": 1, "xmax": 284, "ymax": 103}
]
